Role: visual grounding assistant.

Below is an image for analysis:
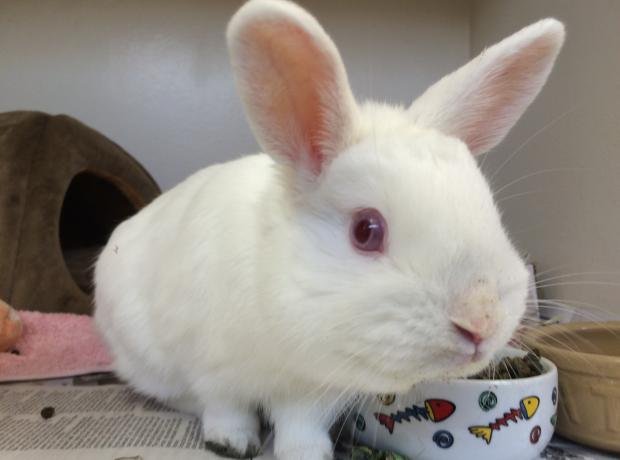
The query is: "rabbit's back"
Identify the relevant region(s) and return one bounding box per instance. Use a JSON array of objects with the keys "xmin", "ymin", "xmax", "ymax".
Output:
[{"xmin": 94, "ymin": 153, "xmax": 275, "ymax": 399}]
